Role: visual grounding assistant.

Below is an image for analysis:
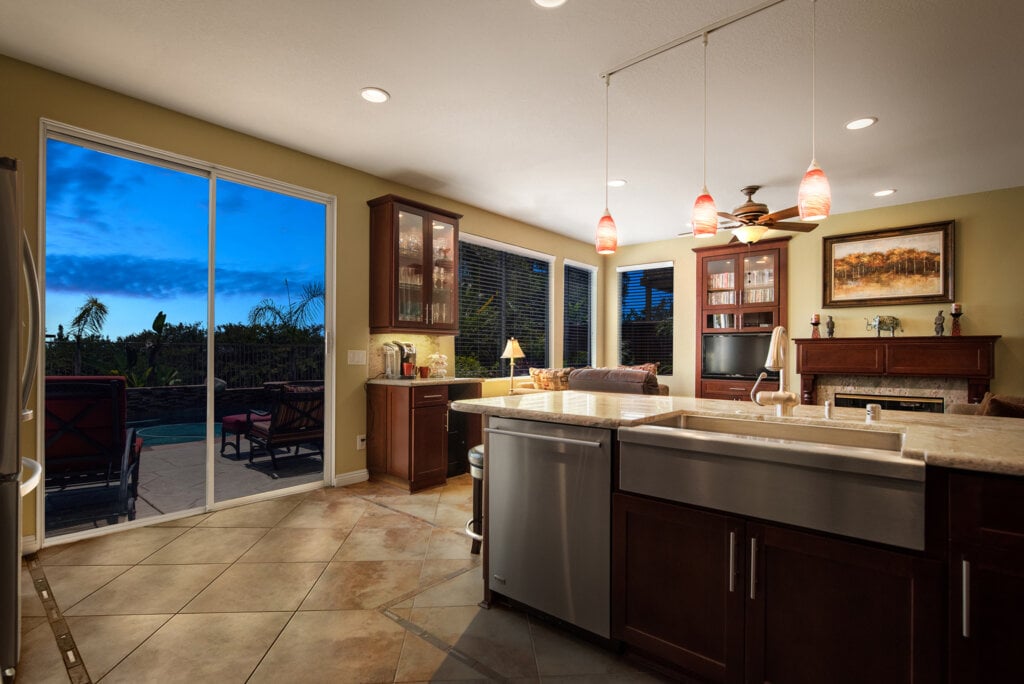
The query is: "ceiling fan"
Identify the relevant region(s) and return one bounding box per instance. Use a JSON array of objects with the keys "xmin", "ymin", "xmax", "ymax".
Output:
[{"xmin": 717, "ymin": 185, "xmax": 818, "ymax": 244}]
